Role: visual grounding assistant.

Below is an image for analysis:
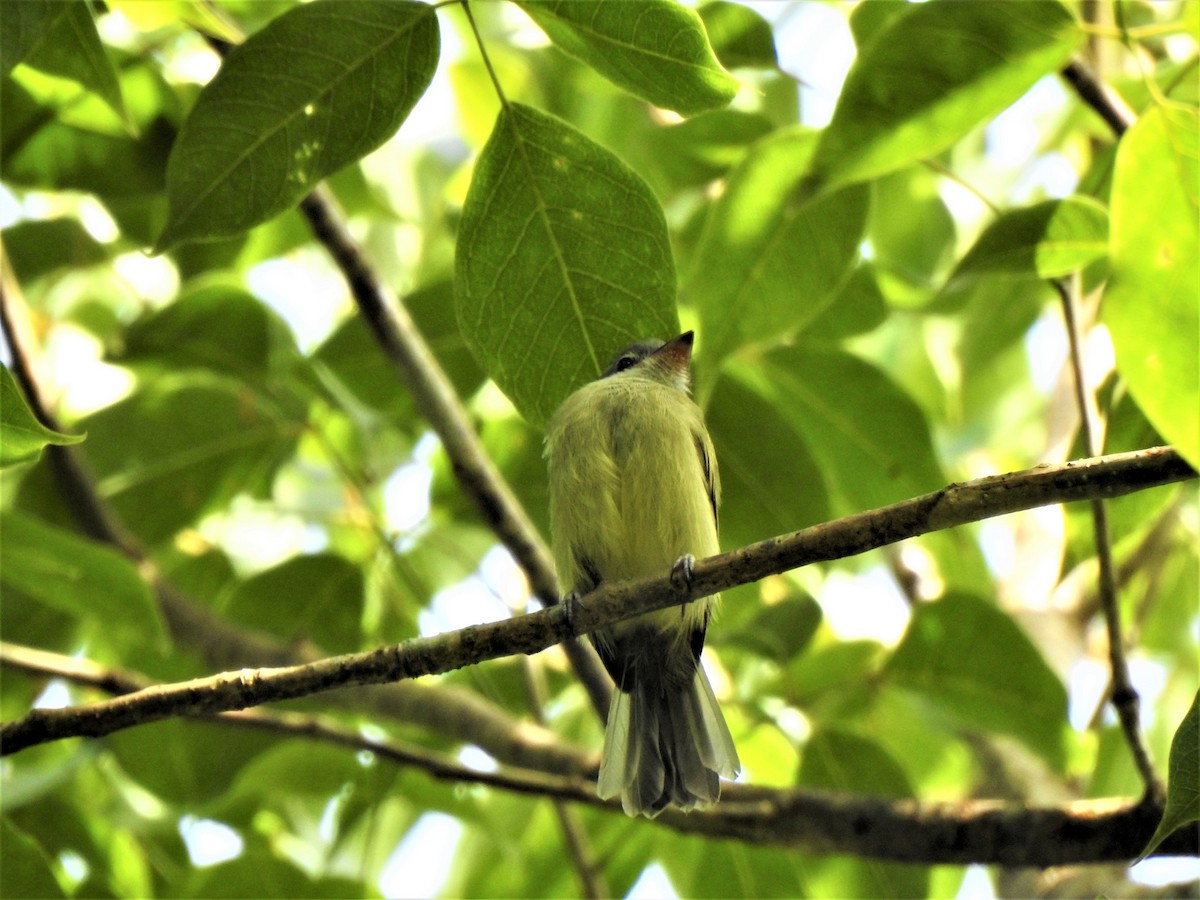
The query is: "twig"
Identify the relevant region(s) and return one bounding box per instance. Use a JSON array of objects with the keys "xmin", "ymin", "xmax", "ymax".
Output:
[
  {"xmin": 3, "ymin": 641, "xmax": 1194, "ymax": 866},
  {"xmin": 3, "ymin": 446, "xmax": 1192, "ymax": 755},
  {"xmin": 1052, "ymin": 277, "xmax": 1160, "ymax": 798},
  {"xmin": 1060, "ymin": 59, "xmax": 1135, "ymax": 138}
]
